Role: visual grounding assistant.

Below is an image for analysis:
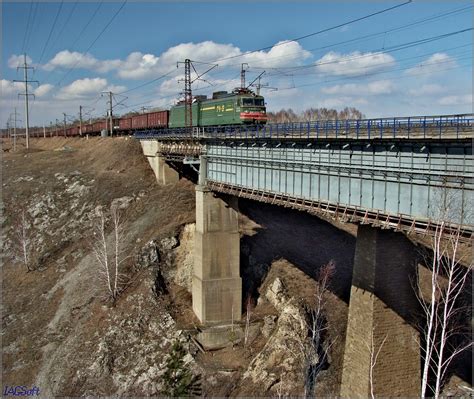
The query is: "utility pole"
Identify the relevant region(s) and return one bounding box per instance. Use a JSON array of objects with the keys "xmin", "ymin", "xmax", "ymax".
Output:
[
  {"xmin": 63, "ymin": 113, "xmax": 67, "ymax": 137},
  {"xmin": 177, "ymin": 59, "xmax": 217, "ymax": 135},
  {"xmin": 9, "ymin": 108, "xmax": 20, "ymax": 151},
  {"xmin": 101, "ymin": 91, "xmax": 114, "ymax": 136},
  {"xmin": 49, "ymin": 121, "xmax": 53, "ymax": 138},
  {"xmin": 43, "ymin": 124, "xmax": 46, "ymax": 138},
  {"xmin": 241, "ymin": 63, "xmax": 249, "ymax": 89},
  {"xmin": 79, "ymin": 105, "xmax": 83, "ymax": 136},
  {"xmin": 56, "ymin": 118, "xmax": 59, "ymax": 137},
  {"xmin": 14, "ymin": 54, "xmax": 38, "ymax": 149}
]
